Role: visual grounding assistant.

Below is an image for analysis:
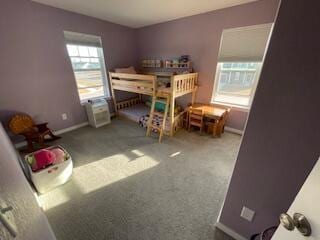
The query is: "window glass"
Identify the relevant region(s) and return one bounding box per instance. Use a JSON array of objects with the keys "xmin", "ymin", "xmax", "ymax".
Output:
[
  {"xmin": 66, "ymin": 44, "xmax": 109, "ymax": 101},
  {"xmin": 67, "ymin": 45, "xmax": 78, "ymax": 56},
  {"xmin": 212, "ymin": 62, "xmax": 261, "ymax": 107},
  {"xmin": 88, "ymin": 47, "xmax": 98, "ymax": 57},
  {"xmin": 78, "ymin": 46, "xmax": 90, "ymax": 57}
]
